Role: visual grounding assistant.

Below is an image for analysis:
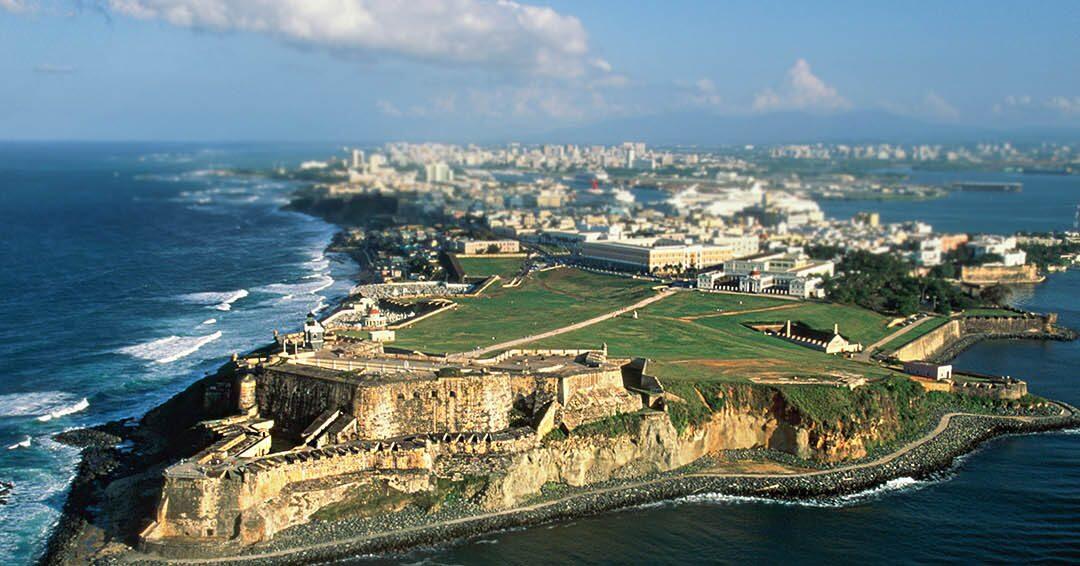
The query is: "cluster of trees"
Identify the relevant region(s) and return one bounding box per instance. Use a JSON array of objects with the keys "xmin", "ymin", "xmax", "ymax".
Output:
[
  {"xmin": 1019, "ymin": 240, "xmax": 1080, "ymax": 268},
  {"xmin": 825, "ymin": 250, "xmax": 980, "ymax": 315}
]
